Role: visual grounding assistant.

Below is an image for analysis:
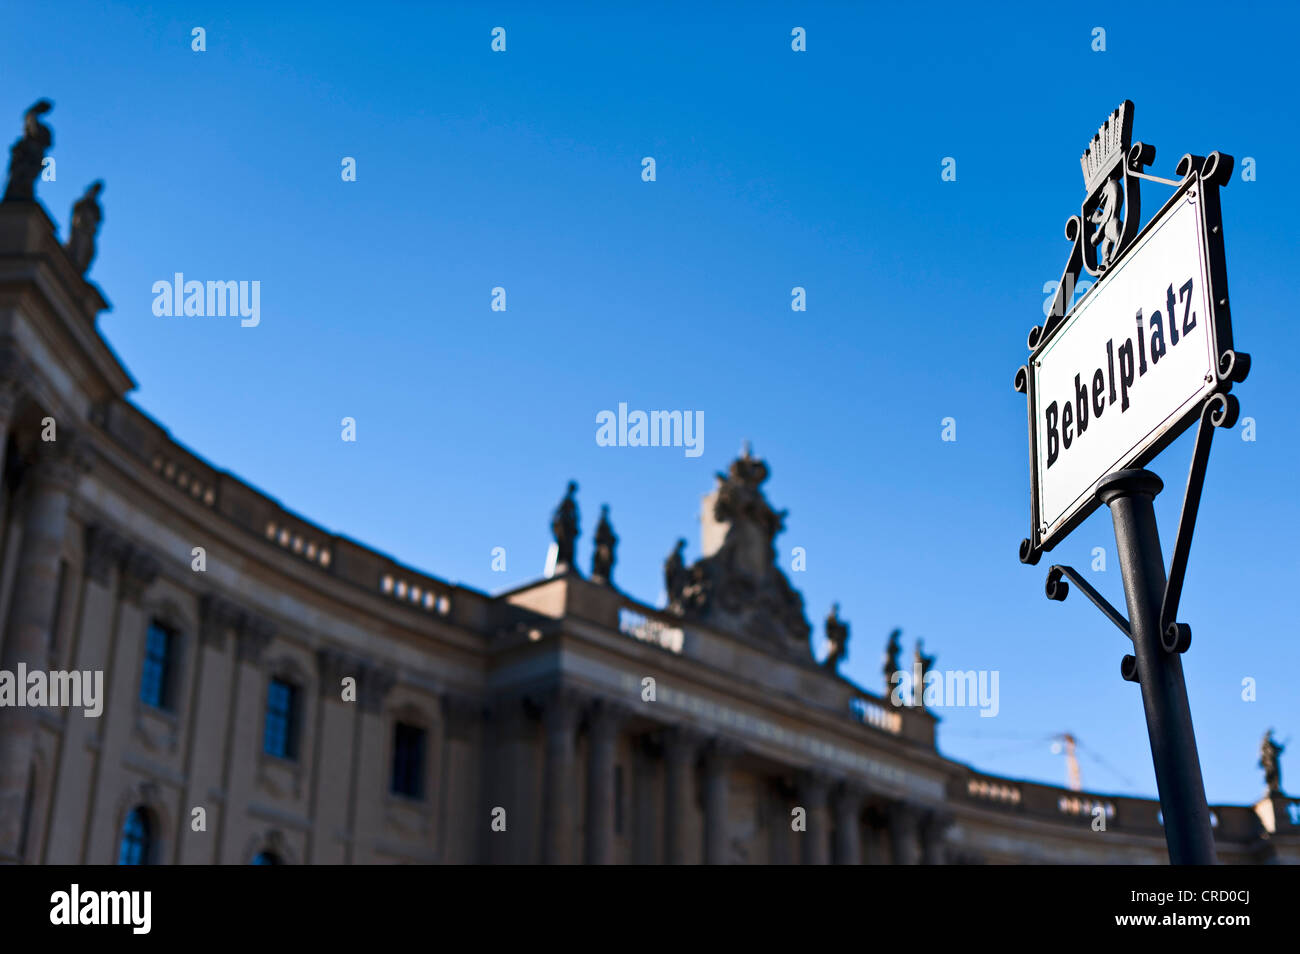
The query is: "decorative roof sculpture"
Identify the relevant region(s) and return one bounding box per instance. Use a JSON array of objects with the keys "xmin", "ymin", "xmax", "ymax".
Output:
[
  {"xmin": 668, "ymin": 445, "xmax": 811, "ymax": 659},
  {"xmin": 591, "ymin": 504, "xmax": 617, "ymax": 584},
  {"xmin": 3, "ymin": 100, "xmax": 53, "ymax": 203},
  {"xmin": 1261, "ymin": 729, "xmax": 1286, "ymax": 797},
  {"xmin": 823, "ymin": 603, "xmax": 849, "ymax": 671},
  {"xmin": 550, "ymin": 480, "xmax": 580, "ymax": 571},
  {"xmin": 66, "ymin": 180, "xmax": 105, "ymax": 275},
  {"xmin": 883, "ymin": 629, "xmax": 903, "ymax": 704}
]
